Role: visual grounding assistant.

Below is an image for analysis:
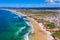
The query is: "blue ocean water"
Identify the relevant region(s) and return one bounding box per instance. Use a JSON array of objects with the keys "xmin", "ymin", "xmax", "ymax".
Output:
[{"xmin": 0, "ymin": 10, "xmax": 30, "ymax": 40}]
